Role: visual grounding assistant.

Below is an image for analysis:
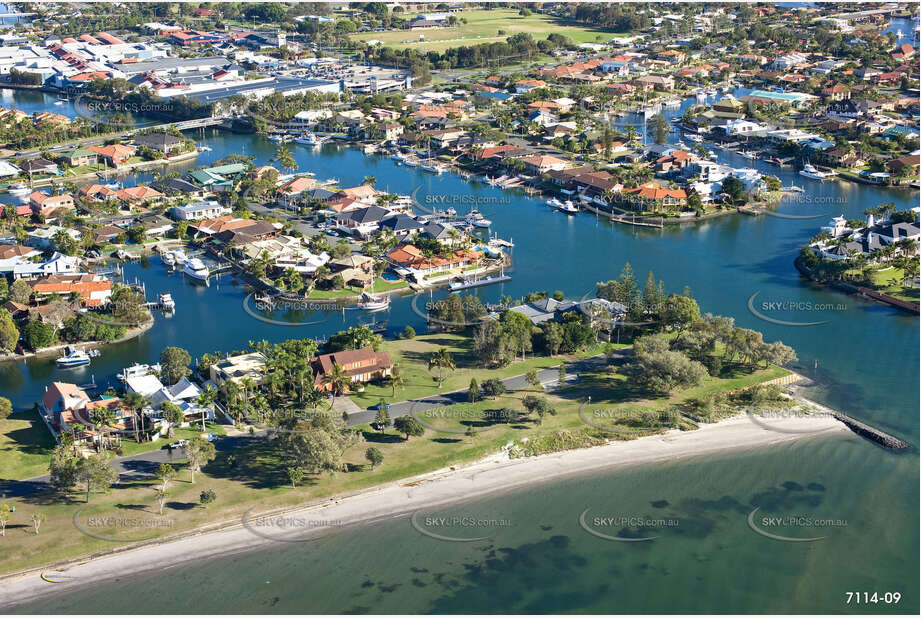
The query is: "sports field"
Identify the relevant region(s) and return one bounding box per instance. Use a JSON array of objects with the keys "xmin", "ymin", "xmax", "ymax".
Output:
[{"xmin": 351, "ymin": 8, "xmax": 625, "ymax": 53}]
